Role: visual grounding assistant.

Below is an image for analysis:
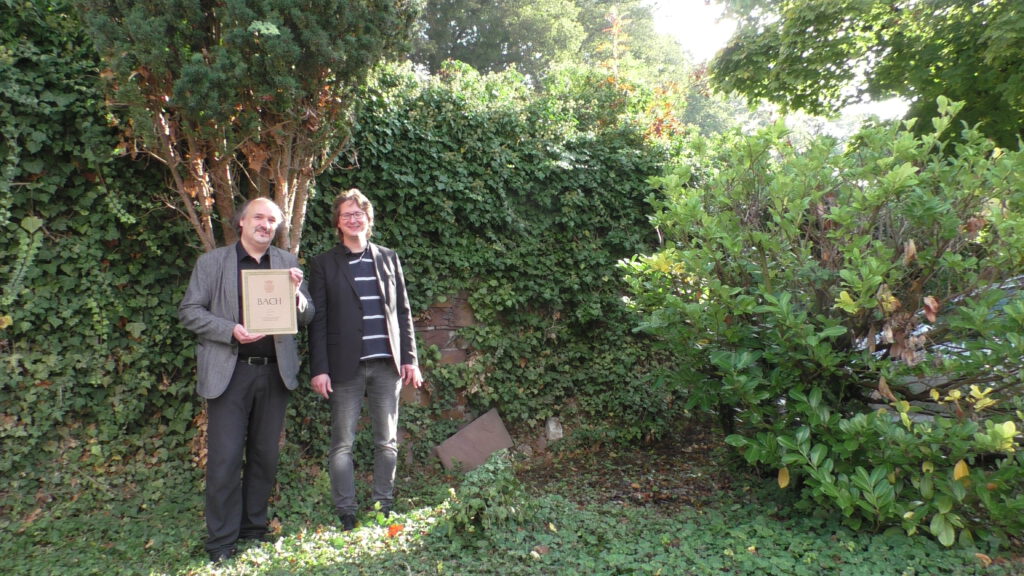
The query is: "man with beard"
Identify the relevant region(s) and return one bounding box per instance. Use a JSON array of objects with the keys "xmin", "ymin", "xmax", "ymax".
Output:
[{"xmin": 179, "ymin": 197, "xmax": 314, "ymax": 562}]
